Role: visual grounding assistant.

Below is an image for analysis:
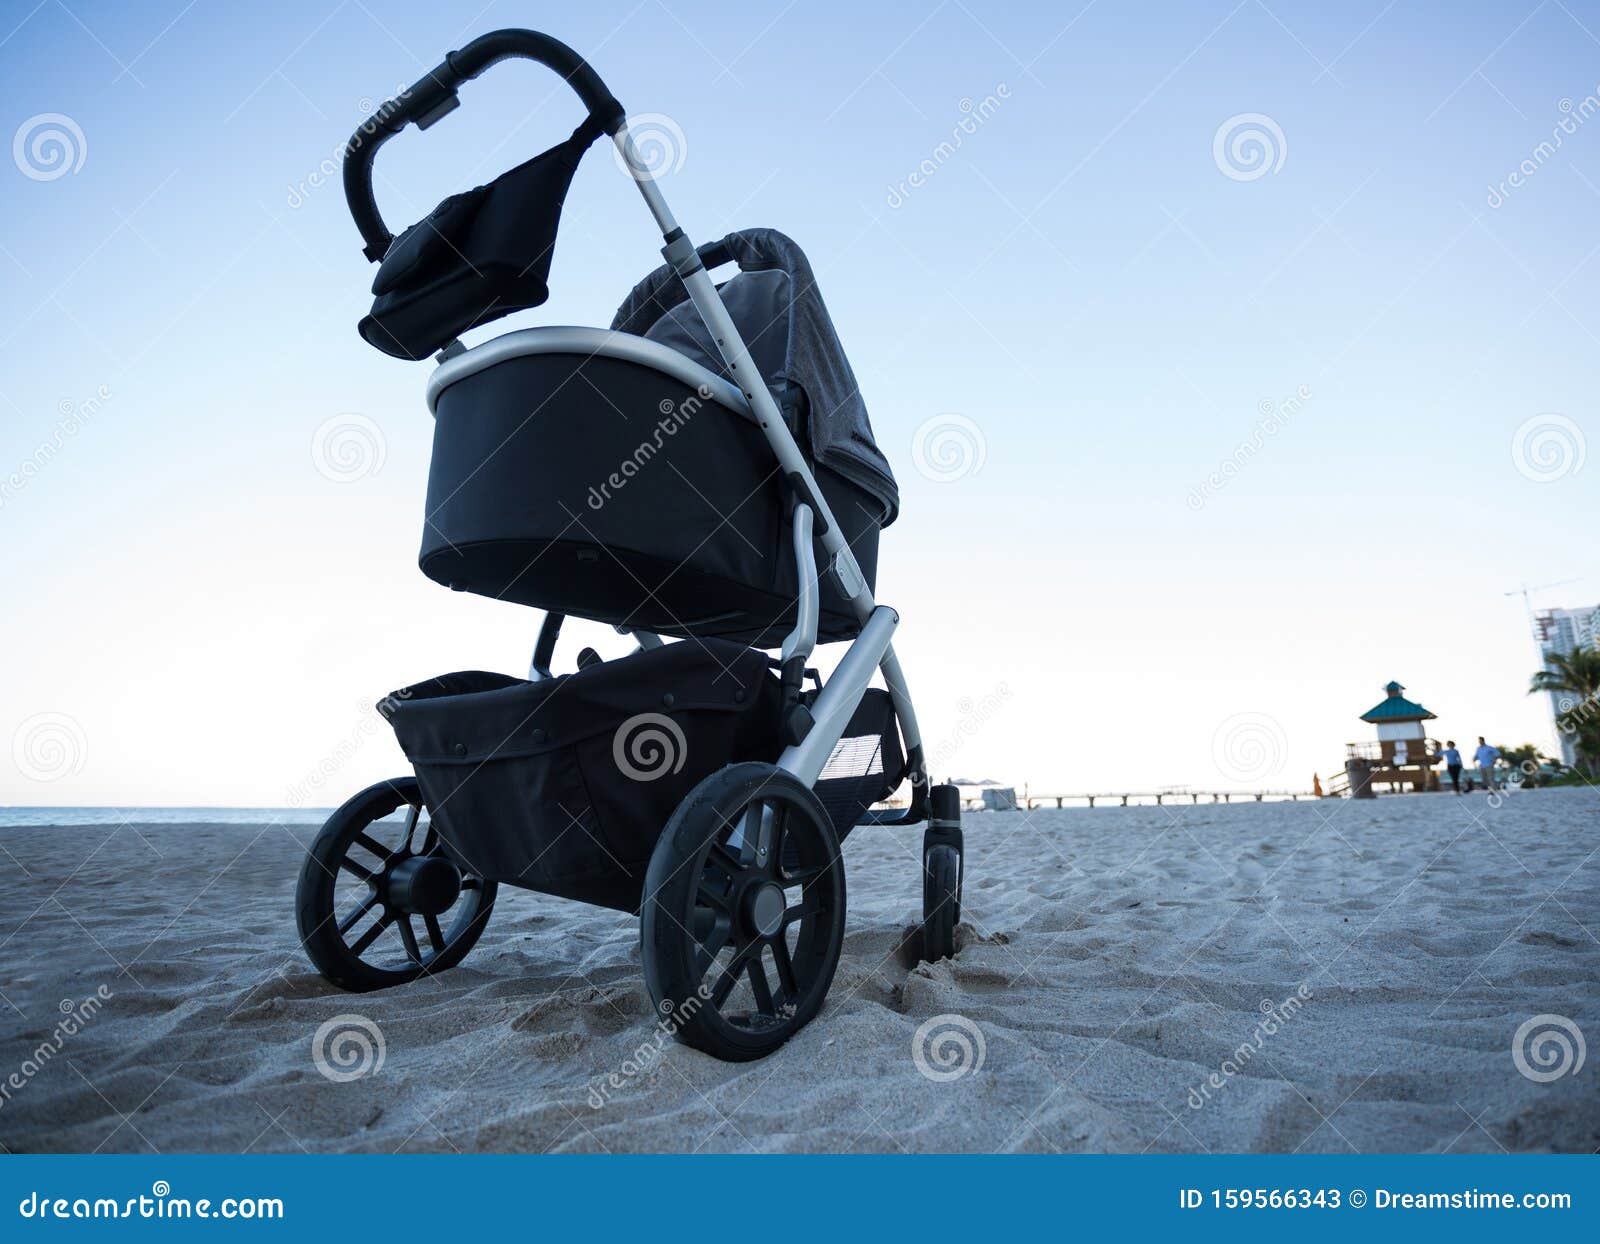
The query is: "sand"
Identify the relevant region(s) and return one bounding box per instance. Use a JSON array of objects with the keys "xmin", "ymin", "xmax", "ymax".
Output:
[{"xmin": 1, "ymin": 788, "xmax": 1596, "ymax": 1153}]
